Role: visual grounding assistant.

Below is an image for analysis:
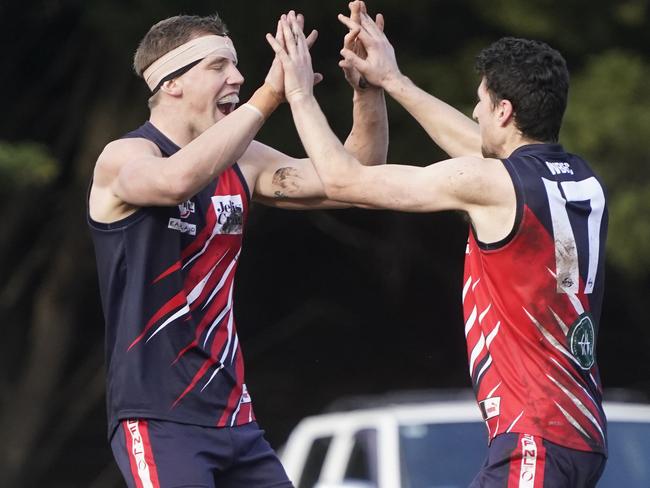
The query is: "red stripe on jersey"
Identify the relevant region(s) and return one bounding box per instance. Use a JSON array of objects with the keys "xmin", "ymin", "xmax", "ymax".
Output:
[
  {"xmin": 128, "ymin": 291, "xmax": 187, "ymax": 350},
  {"xmin": 171, "ymin": 291, "xmax": 229, "ymax": 365},
  {"xmin": 217, "ymin": 343, "xmax": 245, "ymax": 426},
  {"xmin": 153, "ymin": 261, "xmax": 181, "ymax": 284},
  {"xmin": 465, "ymin": 205, "xmax": 606, "ymax": 453},
  {"xmin": 172, "ymin": 358, "xmax": 219, "ymax": 408},
  {"xmin": 122, "ymin": 419, "xmax": 160, "ymax": 488}
]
